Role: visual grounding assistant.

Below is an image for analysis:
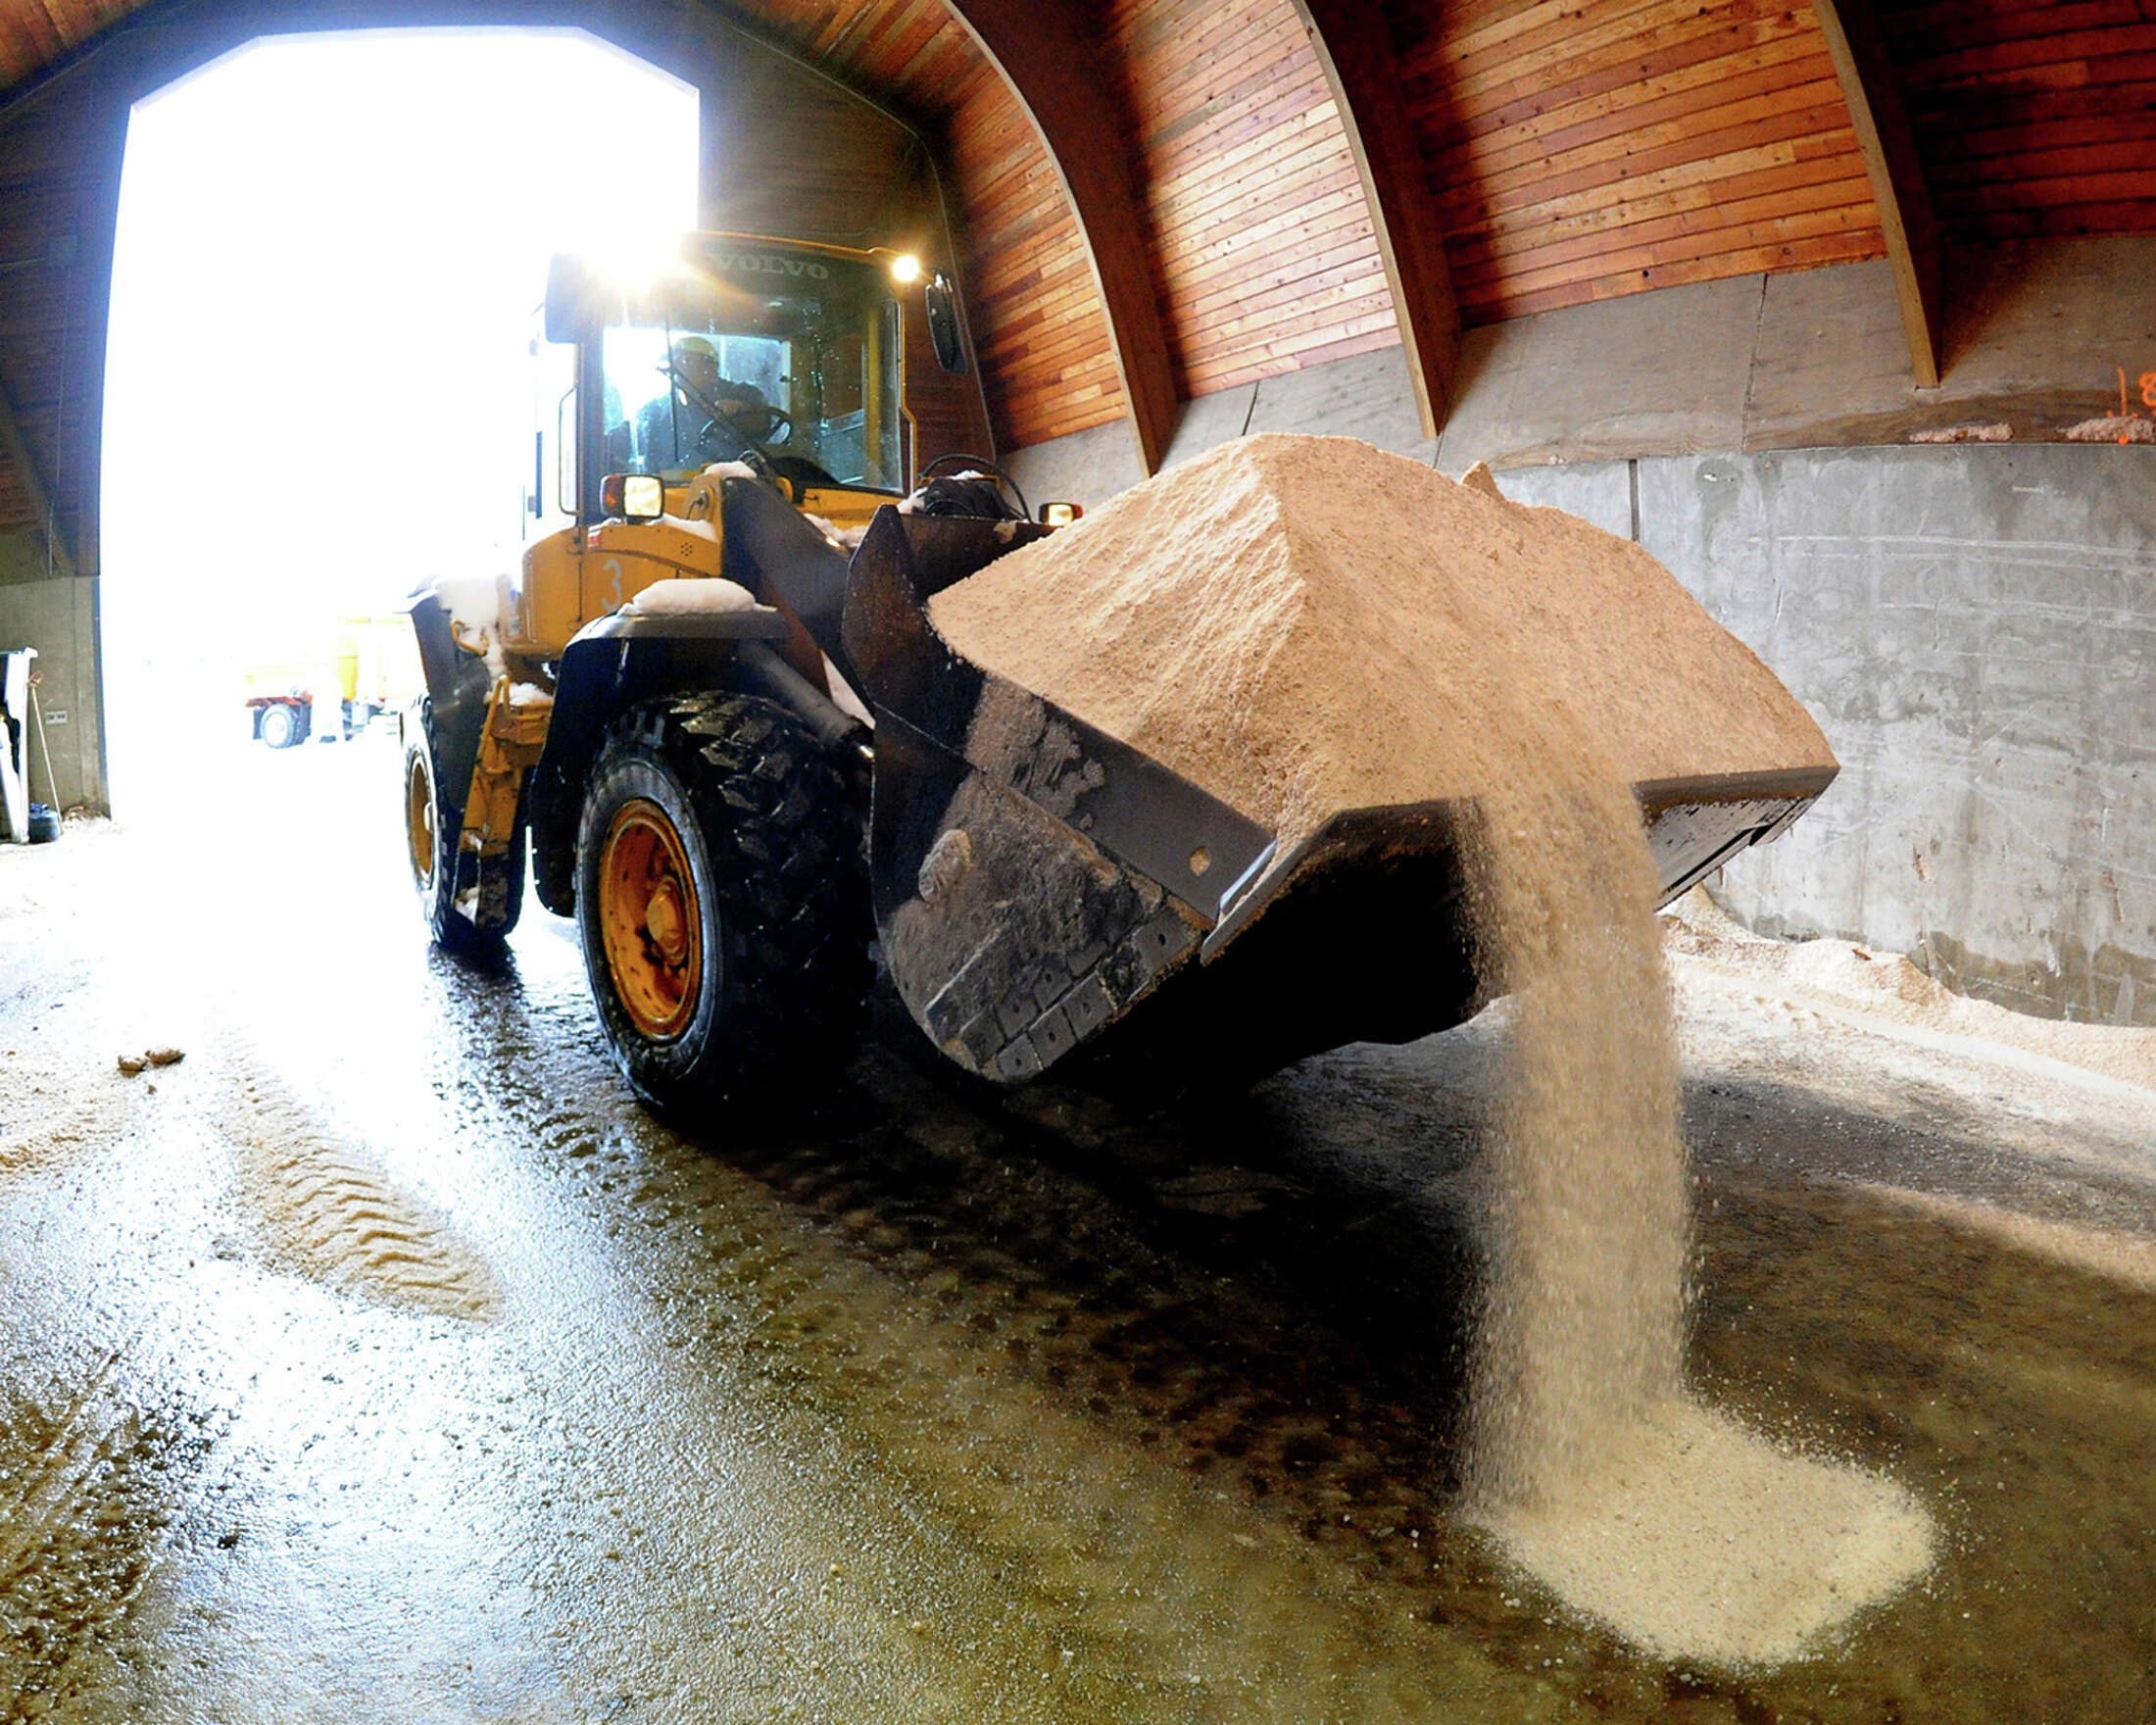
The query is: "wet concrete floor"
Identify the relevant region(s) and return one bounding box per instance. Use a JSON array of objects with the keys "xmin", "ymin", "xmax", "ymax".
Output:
[{"xmin": 2, "ymin": 734, "xmax": 2153, "ymax": 1722}]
